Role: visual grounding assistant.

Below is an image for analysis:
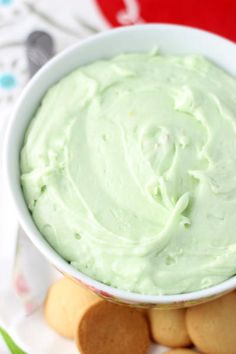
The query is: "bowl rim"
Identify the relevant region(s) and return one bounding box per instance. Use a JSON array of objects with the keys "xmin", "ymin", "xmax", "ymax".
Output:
[{"xmin": 4, "ymin": 23, "xmax": 236, "ymax": 304}]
